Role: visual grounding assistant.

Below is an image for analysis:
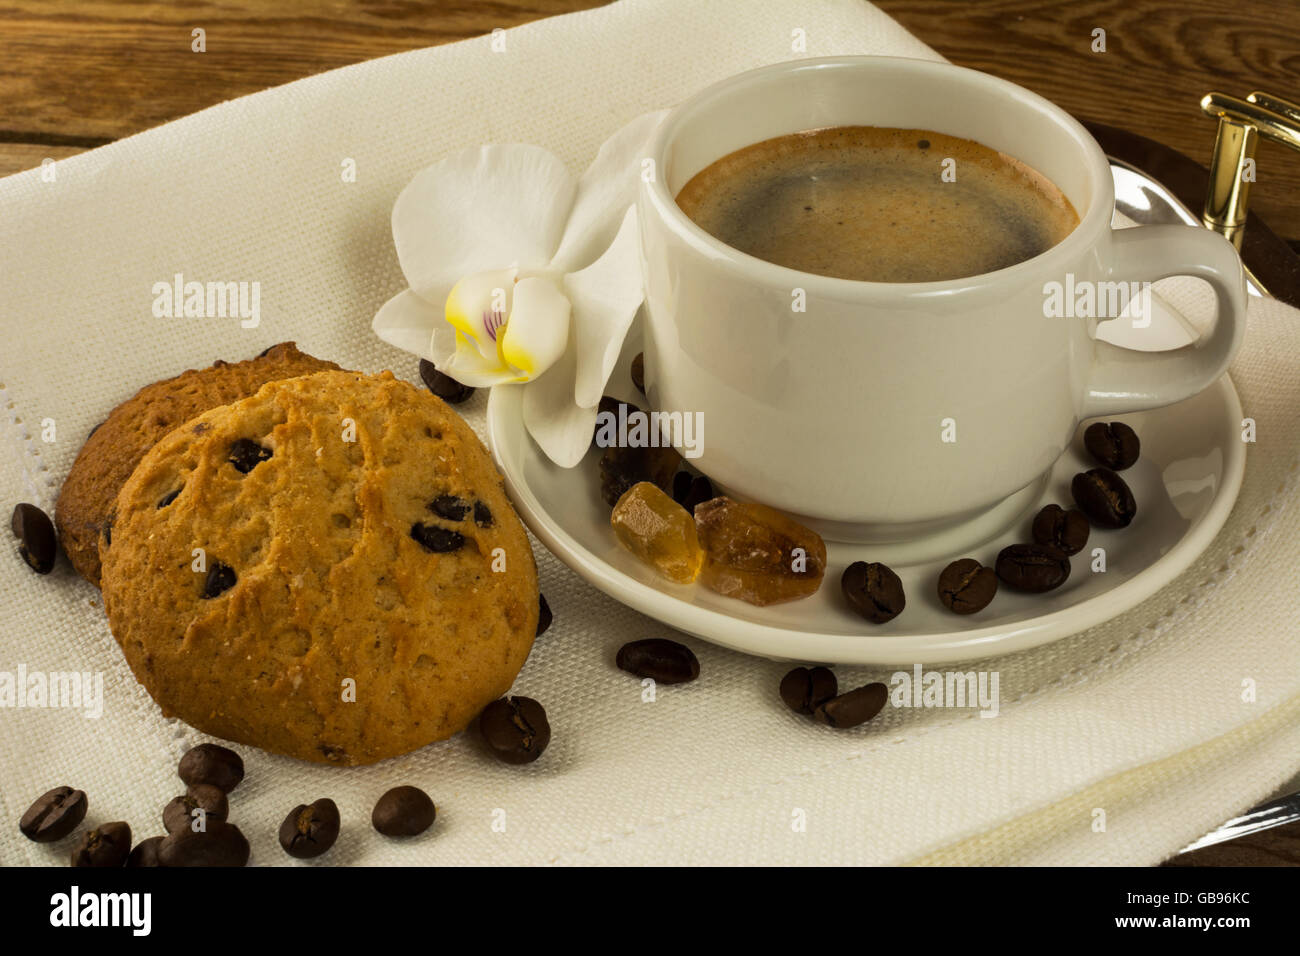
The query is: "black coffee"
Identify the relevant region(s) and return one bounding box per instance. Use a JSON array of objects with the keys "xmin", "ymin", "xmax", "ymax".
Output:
[{"xmin": 676, "ymin": 126, "xmax": 1079, "ymax": 282}]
